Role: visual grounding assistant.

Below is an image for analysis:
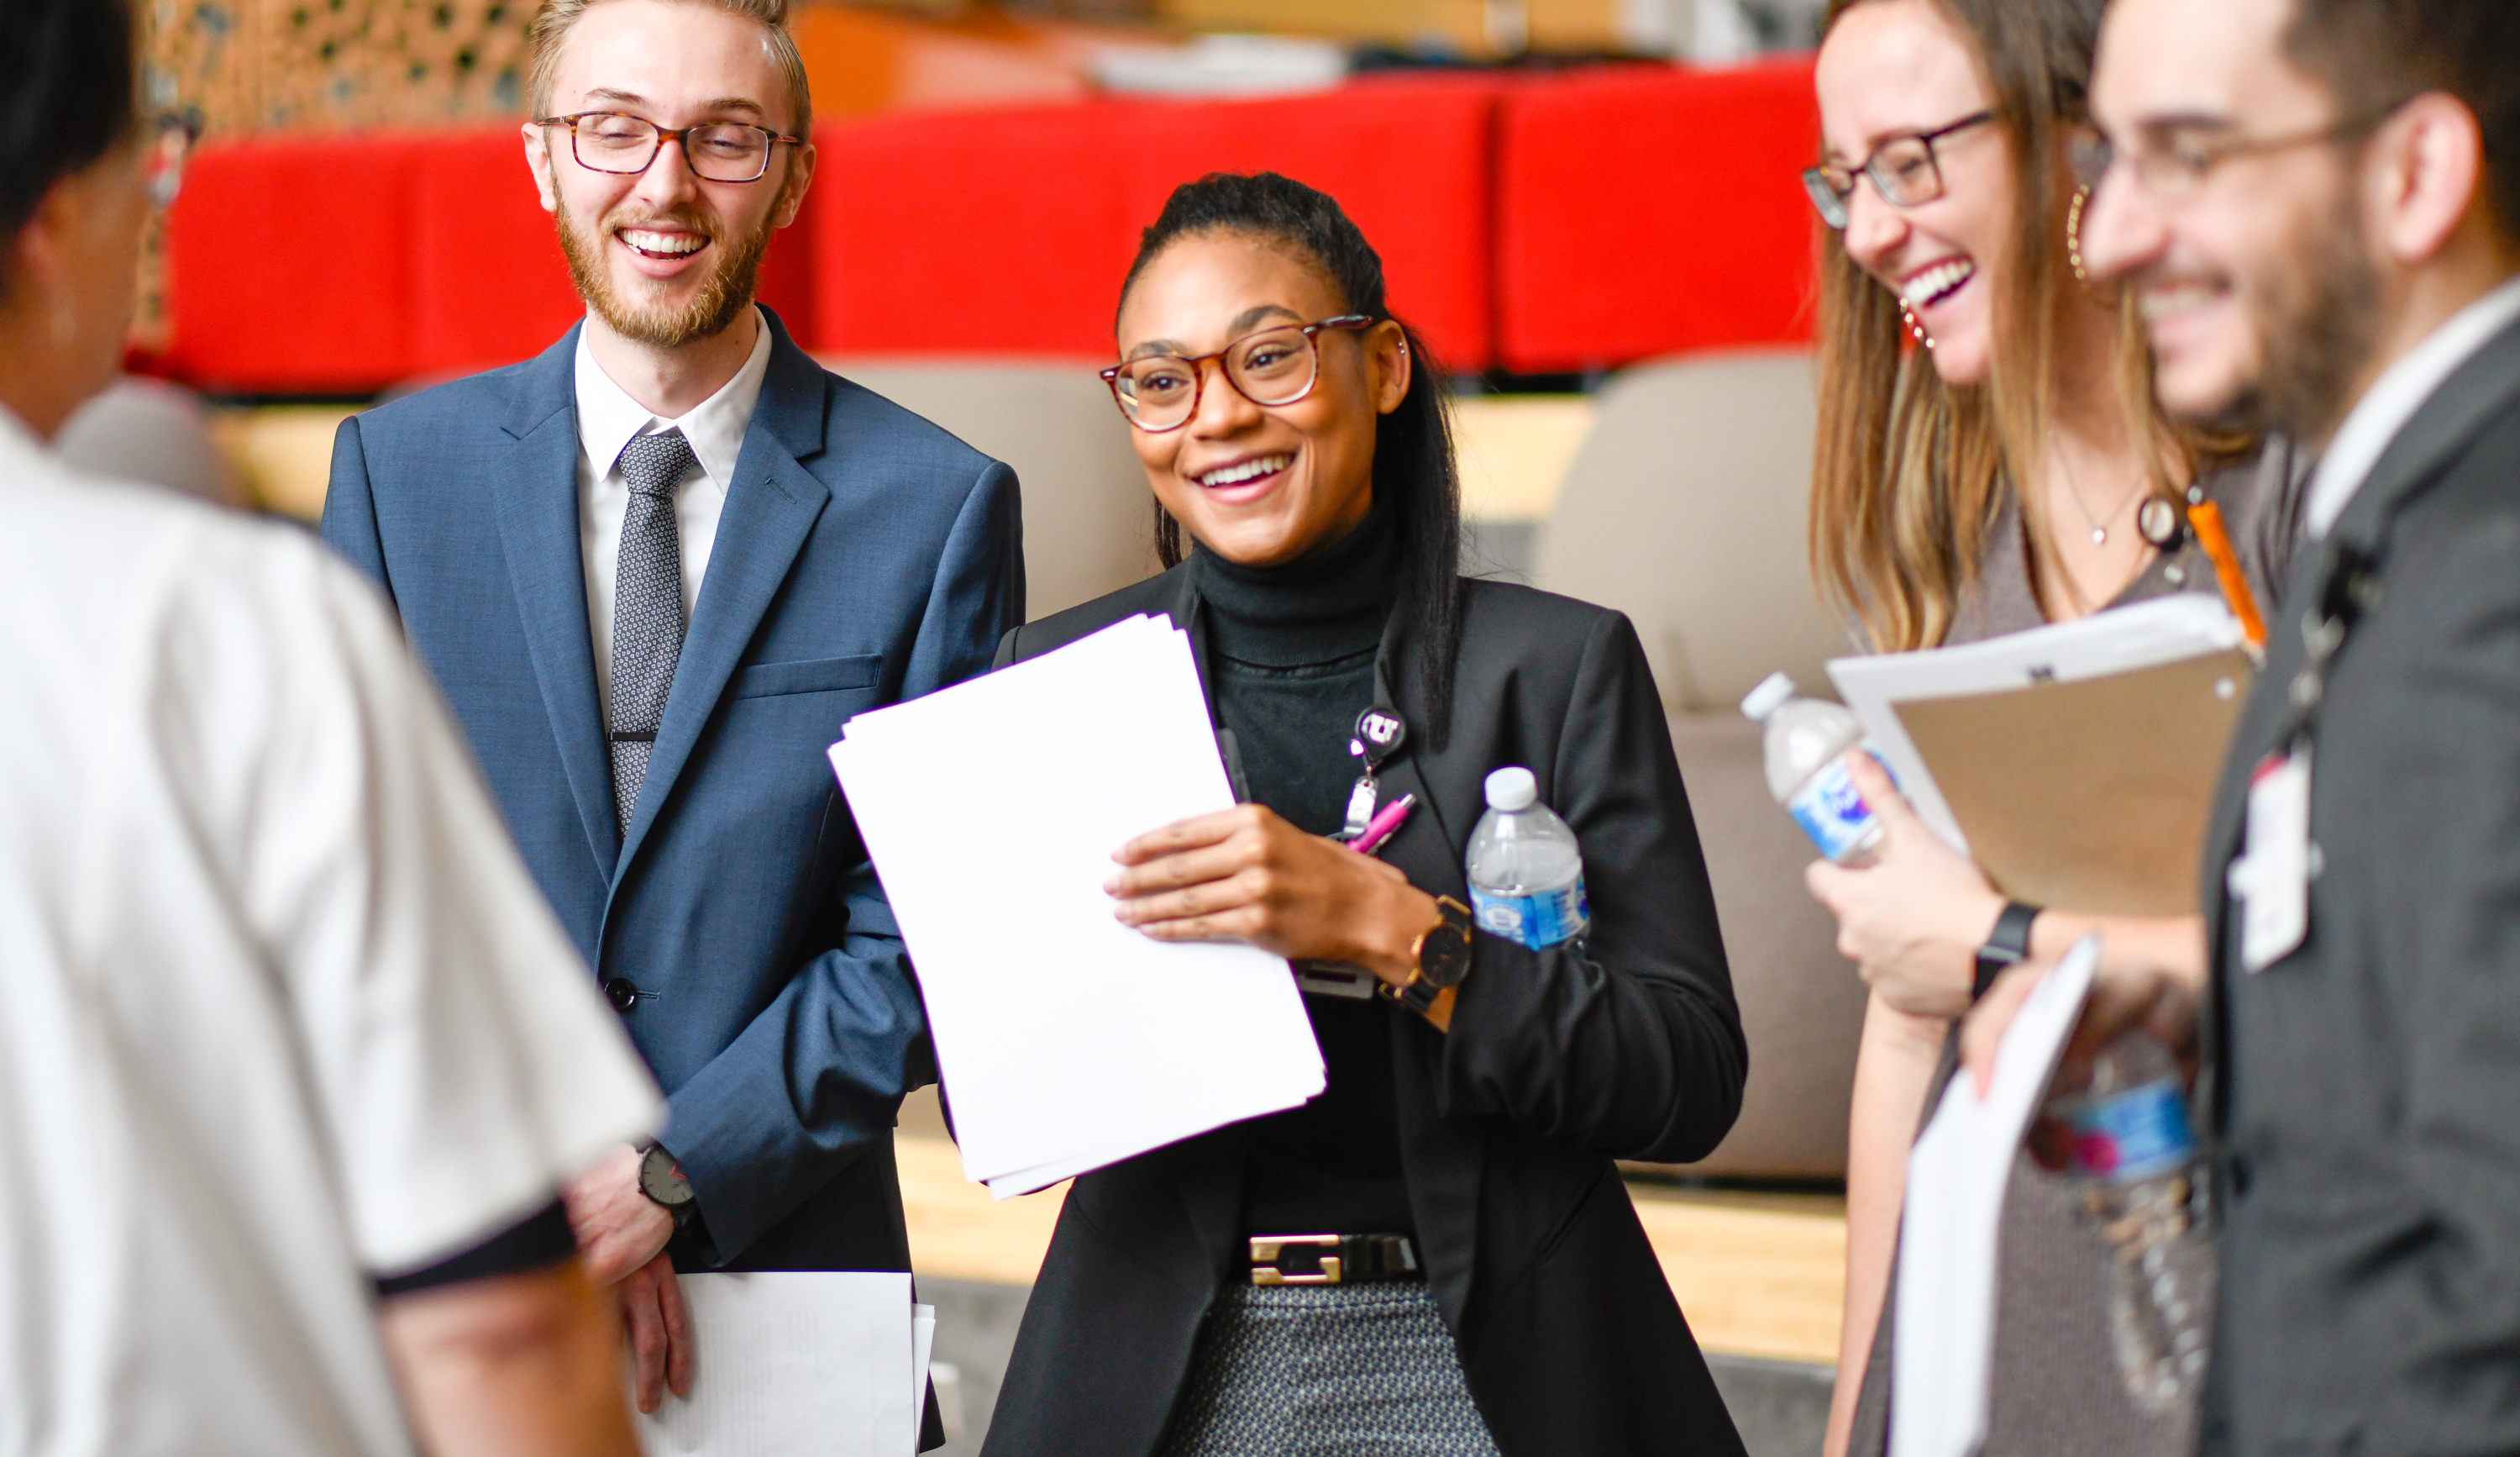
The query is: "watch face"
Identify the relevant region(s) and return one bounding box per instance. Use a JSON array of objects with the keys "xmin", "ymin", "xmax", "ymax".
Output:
[
  {"xmin": 639, "ymin": 1145, "xmax": 696, "ymax": 1207},
  {"xmin": 1419, "ymin": 899, "xmax": 1474, "ymax": 988}
]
